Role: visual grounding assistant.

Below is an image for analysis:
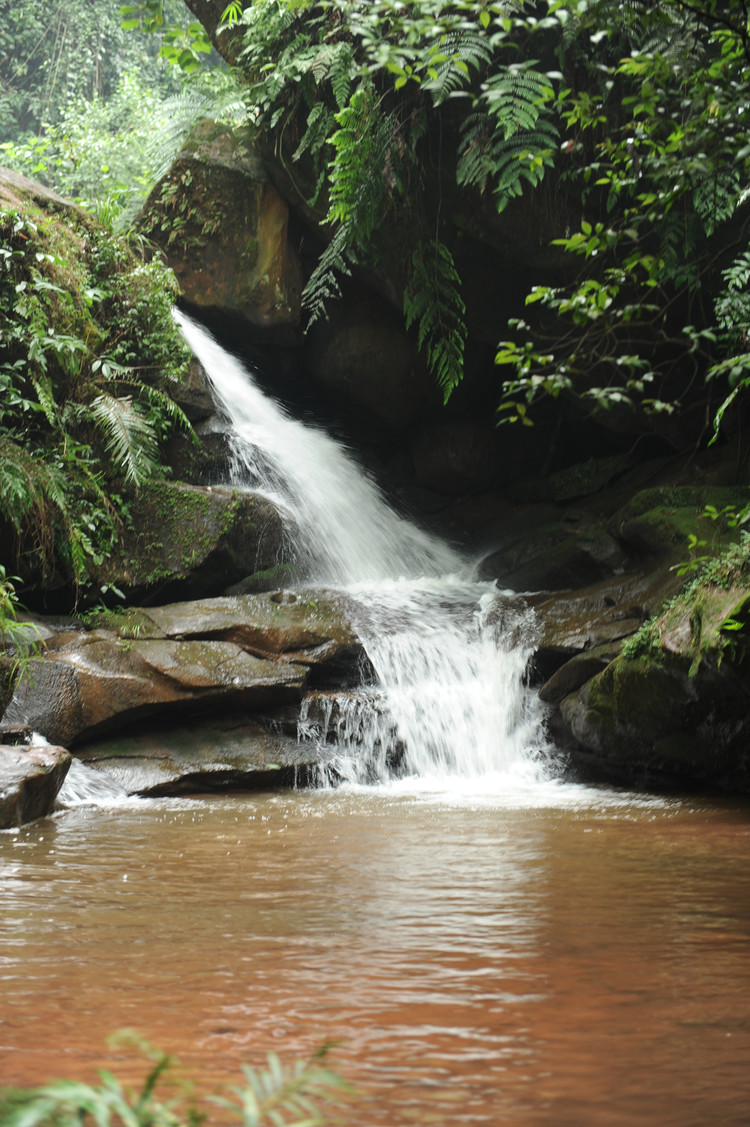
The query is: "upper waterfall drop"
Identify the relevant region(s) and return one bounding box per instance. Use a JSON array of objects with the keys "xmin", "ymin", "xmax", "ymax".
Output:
[
  {"xmin": 173, "ymin": 310, "xmax": 462, "ymax": 587},
  {"xmin": 174, "ymin": 310, "xmax": 547, "ymax": 784}
]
